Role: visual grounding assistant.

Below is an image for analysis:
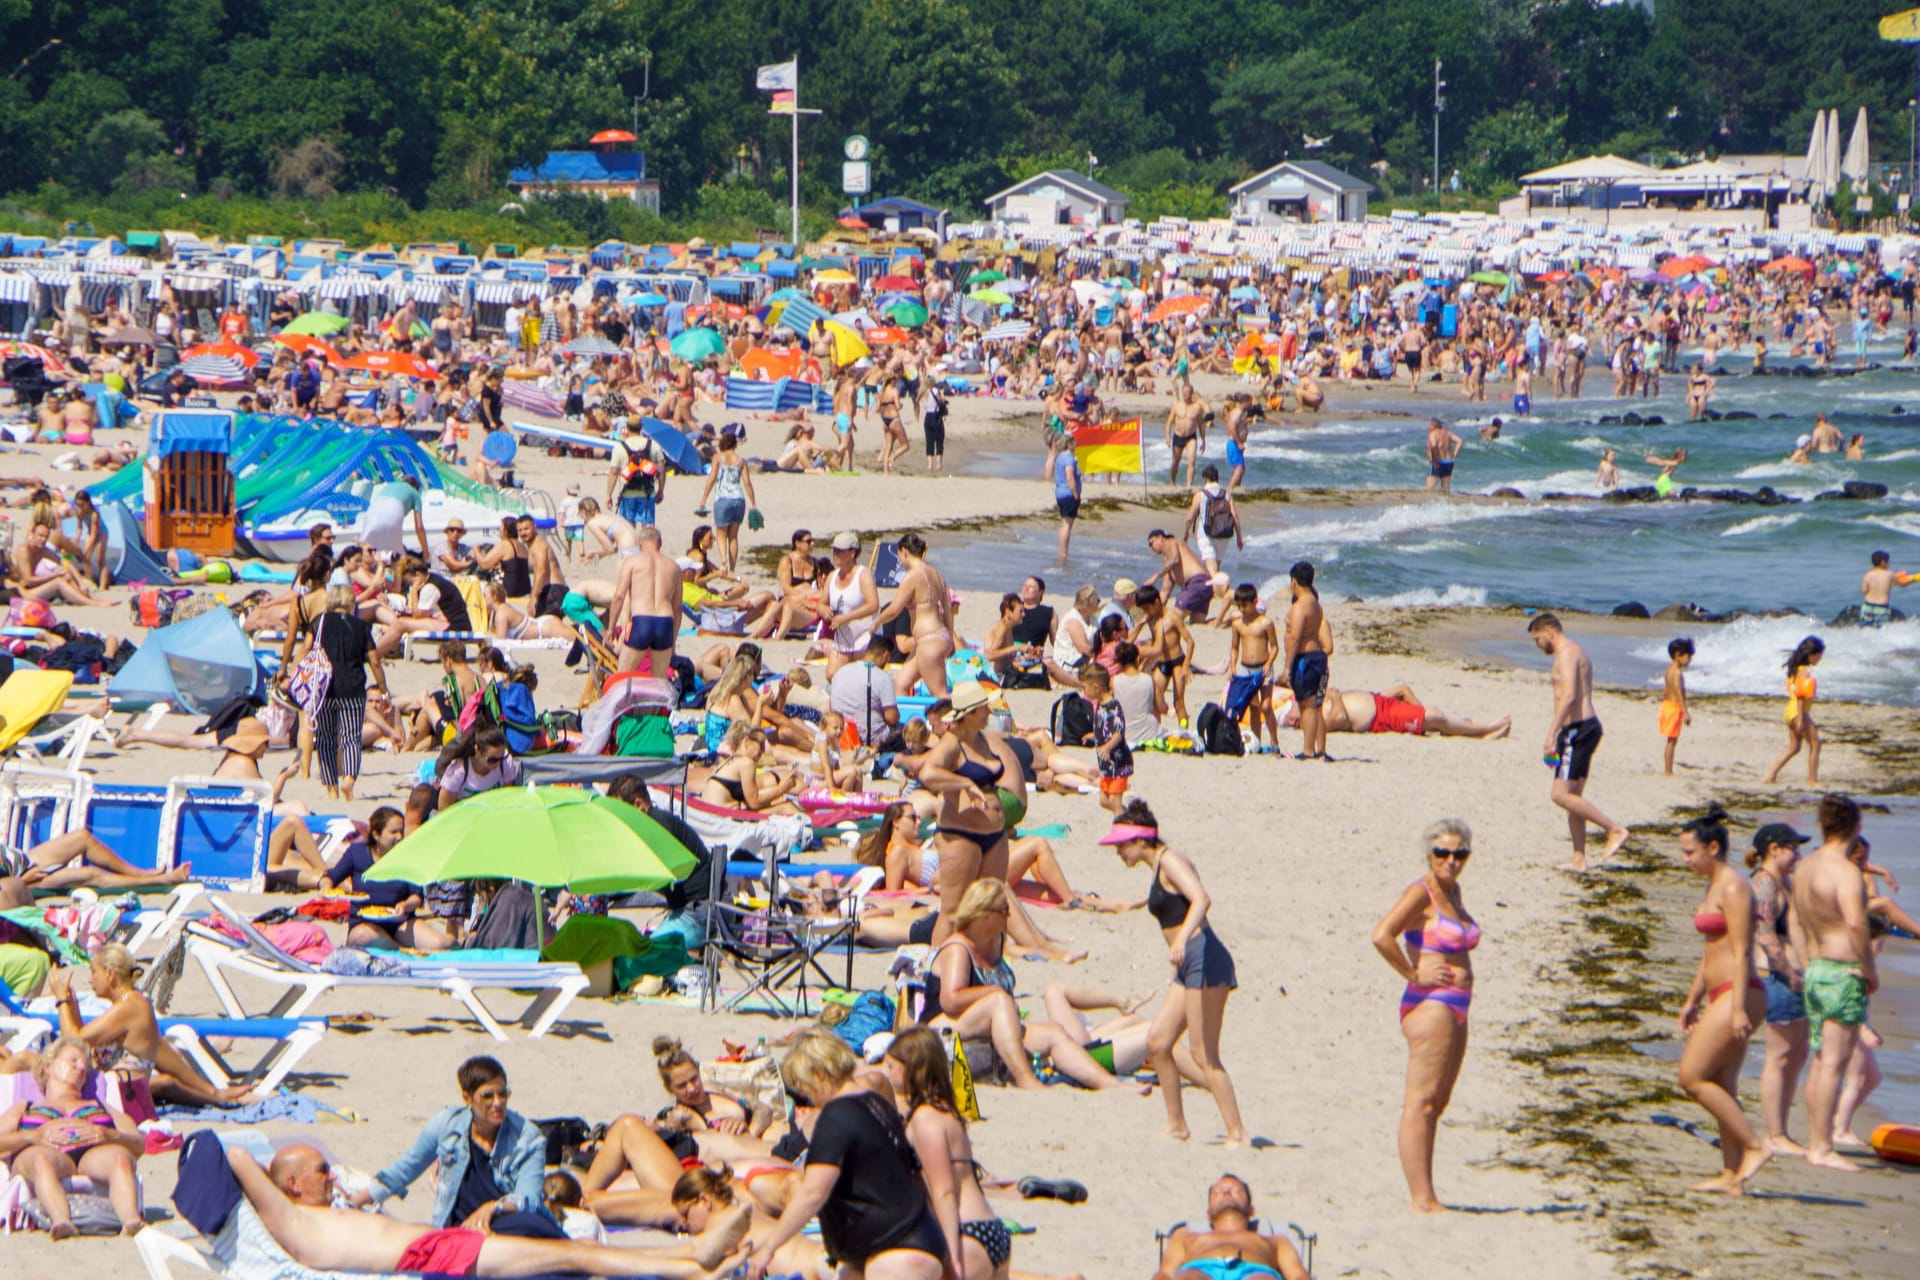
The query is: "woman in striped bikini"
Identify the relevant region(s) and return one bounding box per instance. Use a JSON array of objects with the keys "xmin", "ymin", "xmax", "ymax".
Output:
[{"xmin": 1371, "ymin": 818, "xmax": 1480, "ymax": 1213}]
